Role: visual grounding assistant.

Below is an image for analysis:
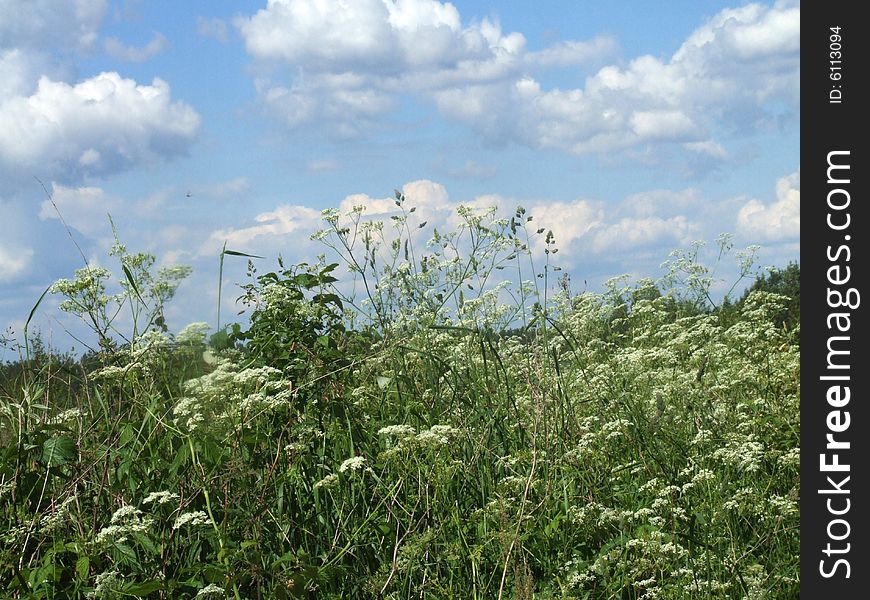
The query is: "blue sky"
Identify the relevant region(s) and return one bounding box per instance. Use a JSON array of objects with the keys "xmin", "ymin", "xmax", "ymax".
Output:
[{"xmin": 0, "ymin": 0, "xmax": 799, "ymax": 355}]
